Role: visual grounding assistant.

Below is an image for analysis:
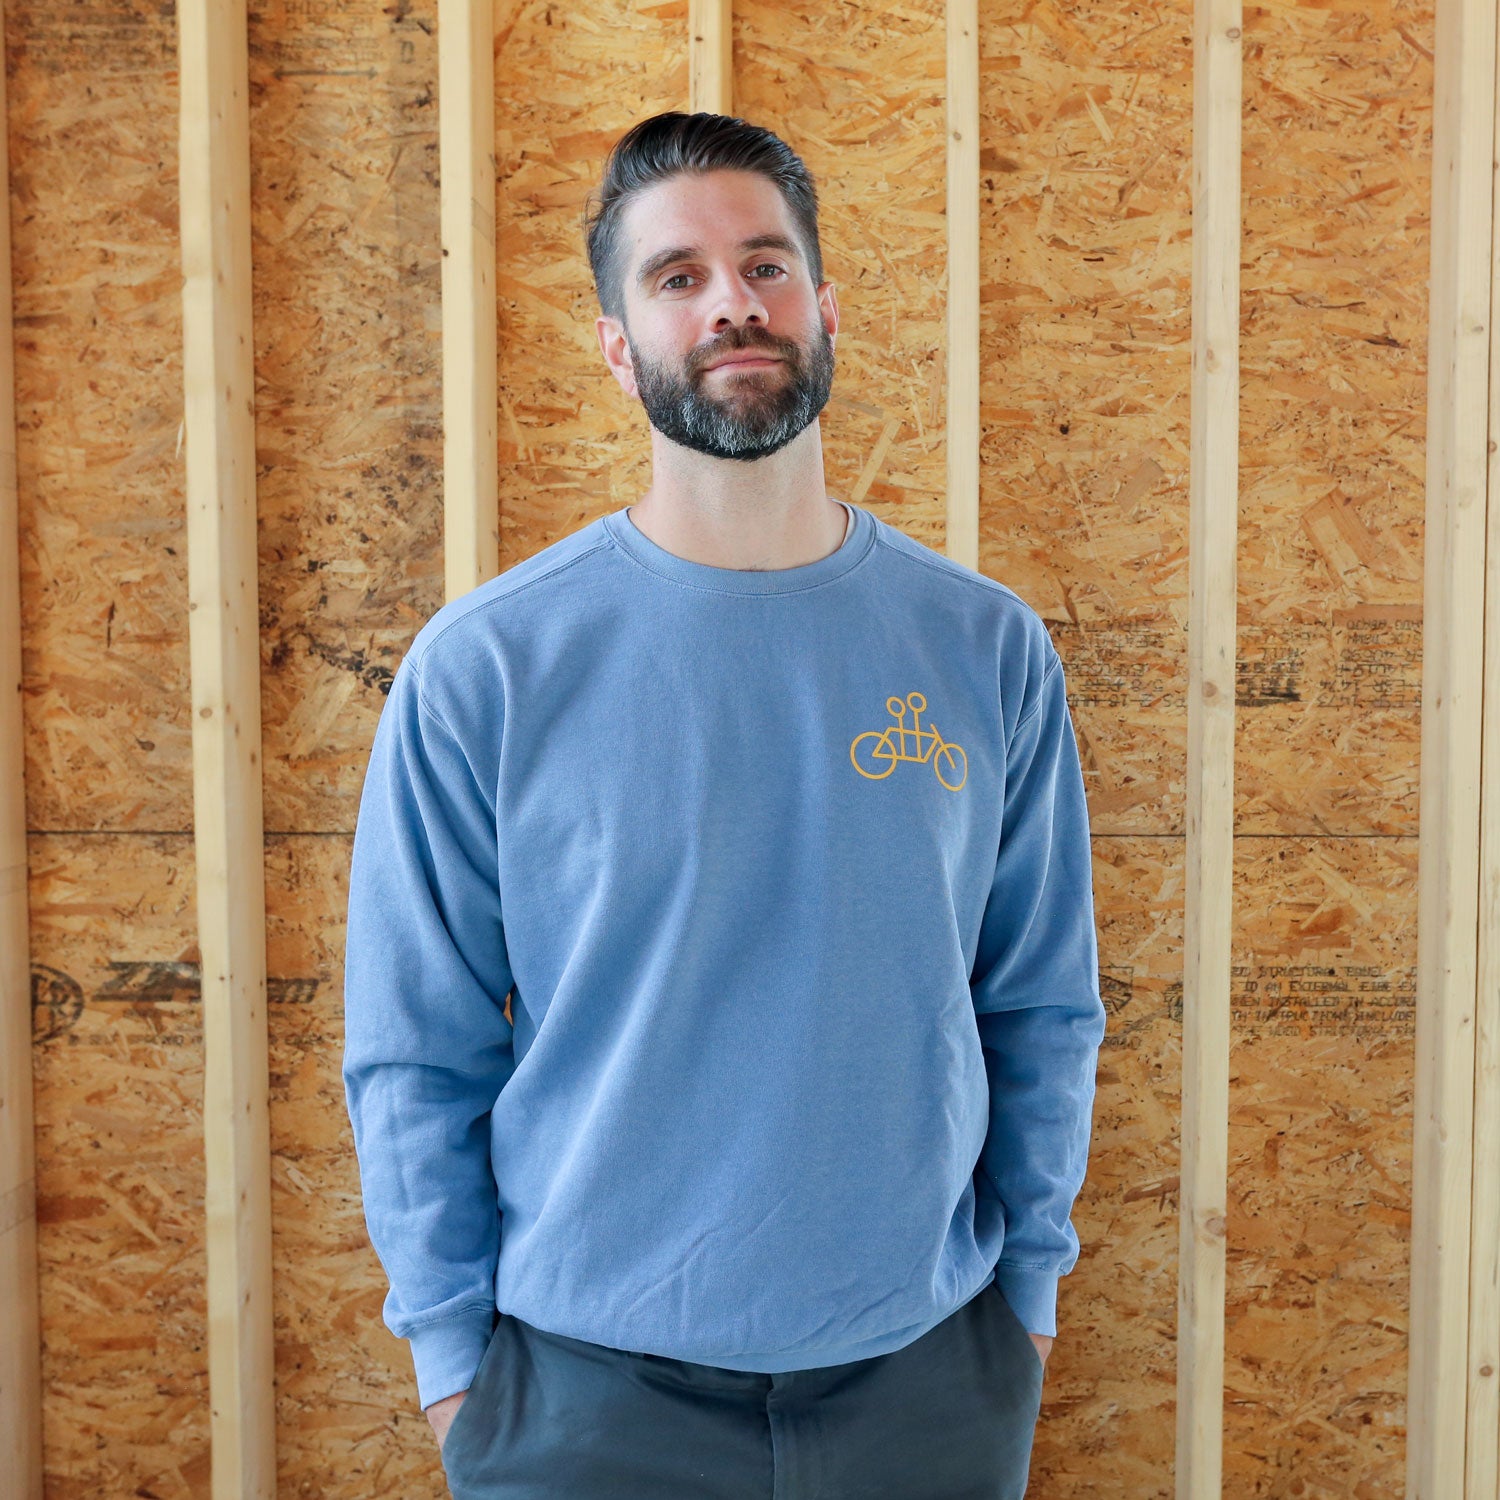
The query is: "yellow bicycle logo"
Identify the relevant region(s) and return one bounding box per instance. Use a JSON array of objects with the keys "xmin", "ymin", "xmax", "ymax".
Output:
[{"xmin": 850, "ymin": 691, "xmax": 968, "ymax": 791}]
